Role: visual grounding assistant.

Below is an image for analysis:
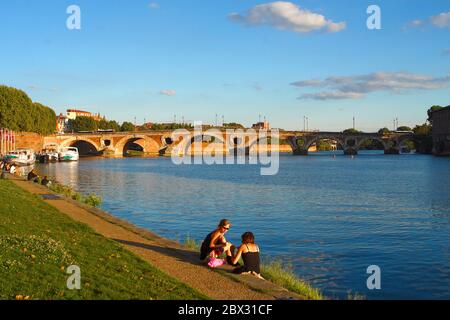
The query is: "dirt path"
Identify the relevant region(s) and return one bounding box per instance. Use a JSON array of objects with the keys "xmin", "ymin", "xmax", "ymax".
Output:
[{"xmin": 11, "ymin": 179, "xmax": 301, "ymax": 300}]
